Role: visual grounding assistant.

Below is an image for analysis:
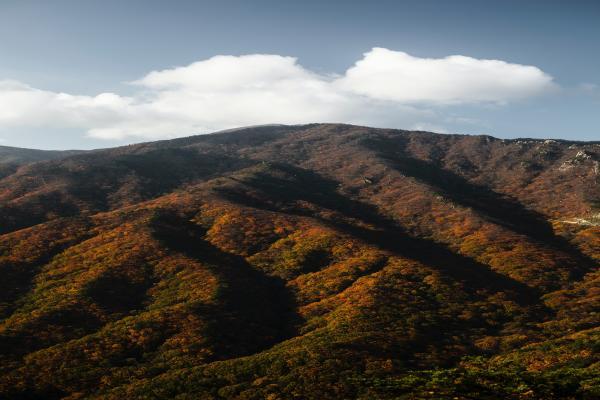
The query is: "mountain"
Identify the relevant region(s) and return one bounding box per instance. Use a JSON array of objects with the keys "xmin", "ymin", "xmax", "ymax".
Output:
[
  {"xmin": 0, "ymin": 145, "xmax": 84, "ymax": 180},
  {"xmin": 0, "ymin": 145, "xmax": 83, "ymax": 165},
  {"xmin": 0, "ymin": 124, "xmax": 598, "ymax": 399}
]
